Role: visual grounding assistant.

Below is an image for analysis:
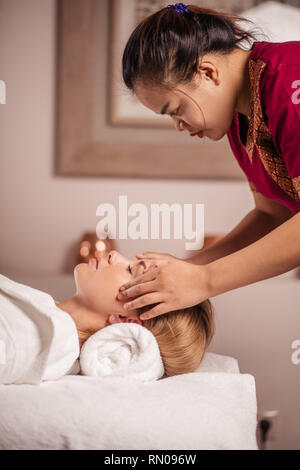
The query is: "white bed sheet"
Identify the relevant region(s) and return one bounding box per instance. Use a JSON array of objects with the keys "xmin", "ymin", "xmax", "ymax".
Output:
[{"xmin": 0, "ymin": 352, "xmax": 258, "ymax": 450}]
